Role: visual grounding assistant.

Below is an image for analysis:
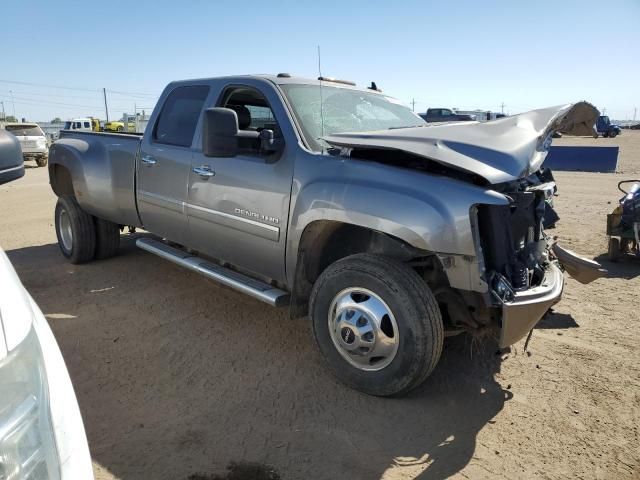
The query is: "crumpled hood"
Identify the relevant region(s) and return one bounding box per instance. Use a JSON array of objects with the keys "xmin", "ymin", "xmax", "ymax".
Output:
[{"xmin": 323, "ymin": 102, "xmax": 599, "ymax": 184}]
